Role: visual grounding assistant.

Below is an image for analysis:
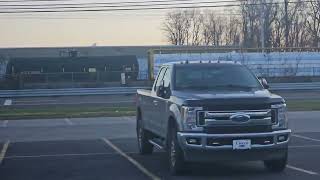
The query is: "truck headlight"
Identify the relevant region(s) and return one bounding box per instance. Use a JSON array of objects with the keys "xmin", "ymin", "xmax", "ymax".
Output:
[
  {"xmin": 271, "ymin": 103, "xmax": 288, "ymax": 130},
  {"xmin": 181, "ymin": 106, "xmax": 203, "ymax": 131}
]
